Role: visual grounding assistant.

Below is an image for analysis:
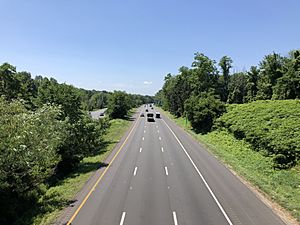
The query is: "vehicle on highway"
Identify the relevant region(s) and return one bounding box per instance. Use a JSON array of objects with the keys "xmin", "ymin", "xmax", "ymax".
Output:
[
  {"xmin": 155, "ymin": 112, "xmax": 161, "ymax": 118},
  {"xmin": 140, "ymin": 112, "xmax": 145, "ymax": 117},
  {"xmin": 146, "ymin": 112, "xmax": 155, "ymax": 122},
  {"xmin": 145, "ymin": 109, "xmax": 149, "ymax": 112}
]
